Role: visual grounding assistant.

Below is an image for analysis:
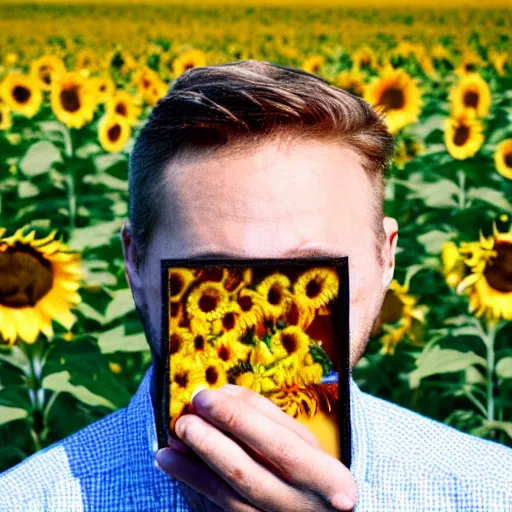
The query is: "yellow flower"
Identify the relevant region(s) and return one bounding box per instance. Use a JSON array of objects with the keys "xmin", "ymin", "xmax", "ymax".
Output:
[
  {"xmin": 494, "ymin": 139, "xmax": 512, "ymax": 180},
  {"xmin": 169, "ymin": 268, "xmax": 196, "ymax": 302},
  {"xmin": 106, "ymin": 90, "xmax": 141, "ymax": 126},
  {"xmin": 75, "ymin": 48, "xmax": 98, "ymax": 72},
  {"xmin": 441, "ymin": 241, "xmax": 468, "ymax": 289},
  {"xmin": 51, "ymin": 71, "xmax": 97, "ymax": 129},
  {"xmin": 489, "ymin": 51, "xmax": 509, "ymax": 76},
  {"xmin": 172, "ymin": 49, "xmax": 207, "ymax": 77},
  {"xmin": 4, "ymin": 53, "xmax": 18, "ymax": 66},
  {"xmin": 364, "ymin": 67, "xmax": 422, "ymax": 134},
  {"xmin": 235, "ymin": 363, "xmax": 280, "ymax": 394},
  {"xmin": 271, "ymin": 325, "xmax": 311, "ymax": 362},
  {"xmin": 169, "ymin": 326, "xmax": 195, "ymax": 357},
  {"xmin": 212, "ymin": 331, "xmax": 252, "ymax": 371},
  {"xmin": 0, "ymin": 226, "xmax": 82, "ymax": 344},
  {"xmin": 109, "ymin": 362, "xmax": 122, "ymax": 374},
  {"xmin": 0, "ymin": 106, "xmax": 12, "ymax": 130},
  {"xmin": 1, "ymin": 72, "xmax": 42, "ymax": 118},
  {"xmin": 444, "ymin": 112, "xmax": 484, "ymax": 160},
  {"xmin": 334, "ymin": 68, "xmax": 366, "ymax": 97},
  {"xmin": 211, "ymin": 301, "xmax": 244, "ymax": 336},
  {"xmin": 256, "ymin": 272, "xmax": 293, "ymax": 322},
  {"xmin": 371, "ymin": 279, "xmax": 428, "ymax": 355},
  {"xmin": 235, "ymin": 288, "xmax": 266, "ymax": 331},
  {"xmin": 89, "ymin": 75, "xmax": 116, "ymax": 104},
  {"xmin": 449, "ymin": 73, "xmax": 491, "ymax": 118},
  {"xmin": 301, "ymin": 55, "xmax": 325, "ymax": 75},
  {"xmin": 30, "ymin": 55, "xmax": 66, "ymax": 91},
  {"xmin": 455, "ymin": 50, "xmax": 484, "ymax": 77},
  {"xmin": 98, "ymin": 113, "xmax": 131, "ymax": 153},
  {"xmin": 187, "ymin": 281, "xmax": 230, "ymax": 323},
  {"xmin": 456, "ymin": 223, "xmax": 512, "ymax": 322},
  {"xmin": 249, "ymin": 339, "xmax": 275, "ymax": 366},
  {"xmin": 351, "ymin": 46, "xmax": 377, "ymax": 70}
]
